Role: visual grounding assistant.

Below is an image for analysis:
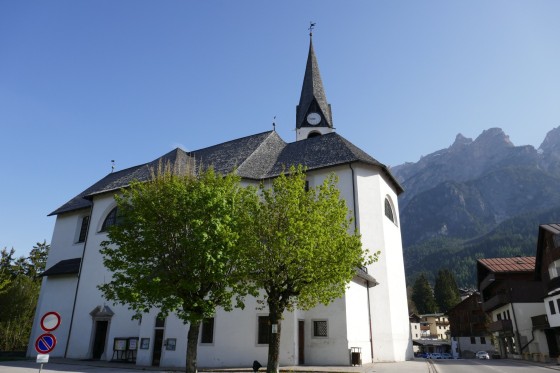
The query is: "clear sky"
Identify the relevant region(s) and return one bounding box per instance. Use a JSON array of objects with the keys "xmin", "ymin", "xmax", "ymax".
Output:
[{"xmin": 2, "ymin": 1, "xmax": 560, "ymax": 256}]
